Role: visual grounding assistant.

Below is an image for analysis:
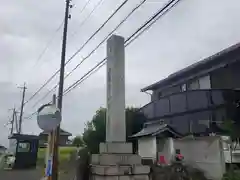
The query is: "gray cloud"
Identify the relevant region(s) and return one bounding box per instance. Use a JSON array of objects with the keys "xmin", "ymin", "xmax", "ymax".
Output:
[{"xmin": 1, "ymin": 0, "xmax": 240, "ymax": 146}]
